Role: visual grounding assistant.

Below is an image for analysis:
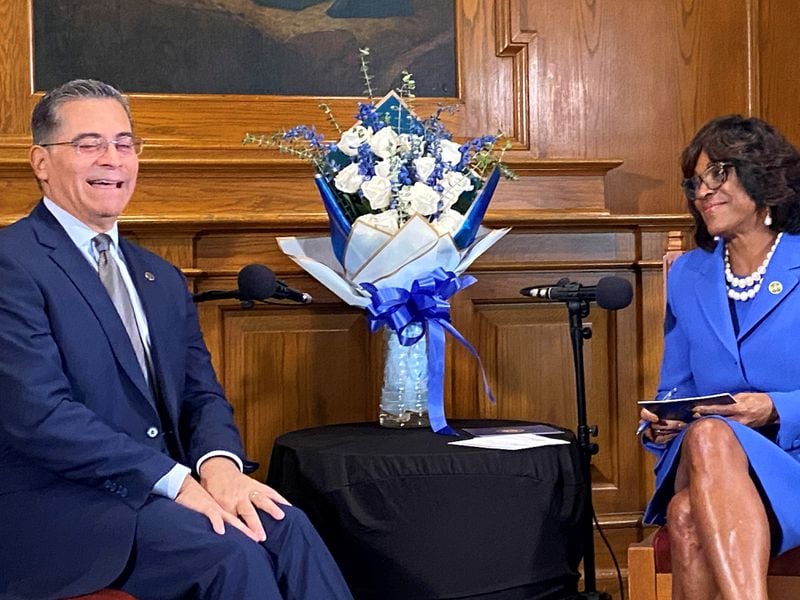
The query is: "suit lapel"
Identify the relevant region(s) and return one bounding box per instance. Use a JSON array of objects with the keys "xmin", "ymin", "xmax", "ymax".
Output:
[
  {"xmin": 30, "ymin": 203, "xmax": 154, "ymax": 404},
  {"xmin": 736, "ymin": 233, "xmax": 800, "ymax": 340},
  {"xmin": 694, "ymin": 241, "xmax": 740, "ymax": 360}
]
